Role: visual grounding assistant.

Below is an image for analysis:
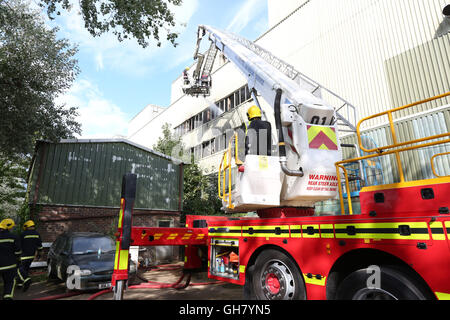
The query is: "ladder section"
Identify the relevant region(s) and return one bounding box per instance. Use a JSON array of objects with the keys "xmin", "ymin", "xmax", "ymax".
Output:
[
  {"xmin": 224, "ymin": 30, "xmax": 358, "ymax": 133},
  {"xmin": 201, "ymin": 42, "xmax": 218, "ymax": 78}
]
